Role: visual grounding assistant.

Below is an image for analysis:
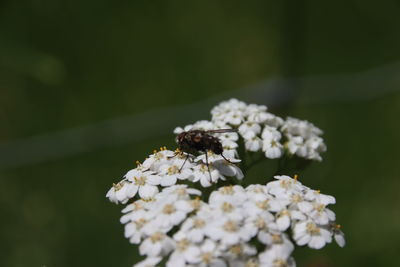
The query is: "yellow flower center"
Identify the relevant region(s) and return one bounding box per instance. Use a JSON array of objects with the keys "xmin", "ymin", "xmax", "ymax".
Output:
[
  {"xmin": 256, "ymin": 200, "xmax": 270, "ymax": 210},
  {"xmin": 162, "ymin": 204, "xmax": 176, "ymax": 214},
  {"xmin": 134, "ymin": 176, "xmax": 146, "ymax": 186},
  {"xmin": 277, "ymin": 209, "xmax": 290, "ymax": 218},
  {"xmin": 223, "ymin": 220, "xmax": 238, "ymax": 232},
  {"xmin": 150, "ymin": 232, "xmax": 164, "ymax": 243},
  {"xmin": 220, "ymin": 185, "xmax": 234, "ymax": 195},
  {"xmin": 167, "ymin": 165, "xmax": 180, "ymax": 175},
  {"xmin": 229, "ymin": 244, "xmax": 242, "ymax": 255},
  {"xmin": 200, "ymin": 164, "xmax": 212, "ymax": 173},
  {"xmin": 280, "ymin": 179, "xmax": 292, "ymax": 189},
  {"xmin": 132, "ymin": 202, "xmax": 144, "ymax": 211},
  {"xmin": 190, "ymin": 198, "xmax": 202, "ymax": 210},
  {"xmin": 272, "ymin": 234, "xmax": 283, "ymax": 244},
  {"xmin": 174, "ymin": 188, "xmax": 187, "ymax": 196},
  {"xmin": 221, "ymin": 202, "xmax": 234, "ymax": 213},
  {"xmin": 112, "ymin": 182, "xmax": 123, "ymax": 191},
  {"xmin": 306, "ymin": 222, "xmax": 320, "ymax": 235},
  {"xmin": 154, "ymin": 152, "xmax": 164, "ymax": 161},
  {"xmin": 252, "ymin": 187, "xmax": 265, "ymax": 193},
  {"xmin": 193, "ymin": 218, "xmax": 205, "ymax": 228},
  {"xmin": 134, "ymin": 218, "xmax": 147, "ymax": 229},
  {"xmin": 273, "ymin": 259, "xmax": 288, "ymax": 267},
  {"xmin": 176, "ymin": 239, "xmax": 190, "ymax": 251},
  {"xmin": 201, "ymin": 252, "xmax": 212, "ymax": 264},
  {"xmin": 245, "ymin": 259, "xmax": 260, "ymax": 267},
  {"xmin": 291, "ymin": 194, "xmax": 303, "ymax": 203},
  {"xmin": 255, "ymin": 217, "xmax": 266, "ymax": 229},
  {"xmin": 315, "ymin": 204, "xmax": 325, "ymax": 213}
]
